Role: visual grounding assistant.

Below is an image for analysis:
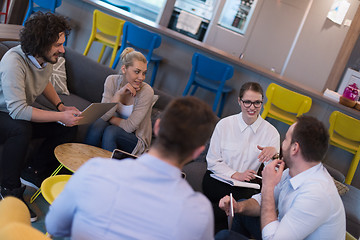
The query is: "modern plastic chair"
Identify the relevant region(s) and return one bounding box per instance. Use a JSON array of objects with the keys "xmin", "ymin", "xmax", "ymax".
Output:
[
  {"xmin": 22, "ymin": 0, "xmax": 62, "ymax": 25},
  {"xmin": 112, "ymin": 21, "xmax": 162, "ymax": 87},
  {"xmin": 83, "ymin": 10, "xmax": 125, "ymax": 68},
  {"xmin": 182, "ymin": 52, "xmax": 233, "ymax": 117},
  {"xmin": 329, "ymin": 111, "xmax": 360, "ymax": 185},
  {"xmin": 41, "ymin": 174, "xmax": 71, "ymax": 204},
  {"xmin": 0, "ymin": 0, "xmax": 11, "ymax": 23},
  {"xmin": 0, "ymin": 197, "xmax": 51, "ymax": 239},
  {"xmin": 261, "ymin": 83, "xmax": 312, "ymax": 125}
]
